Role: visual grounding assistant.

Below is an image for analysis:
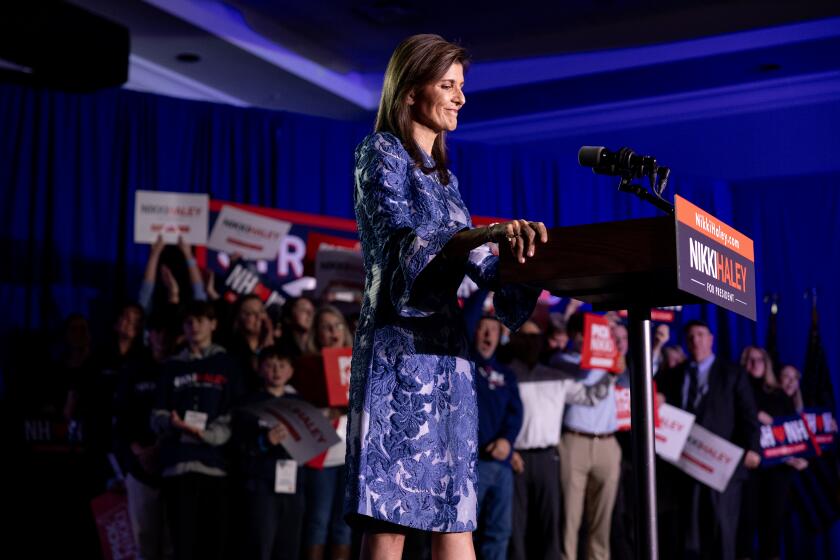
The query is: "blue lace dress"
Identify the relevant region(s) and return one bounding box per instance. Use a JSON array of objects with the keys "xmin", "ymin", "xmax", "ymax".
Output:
[{"xmin": 345, "ymin": 132, "xmax": 540, "ymax": 532}]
